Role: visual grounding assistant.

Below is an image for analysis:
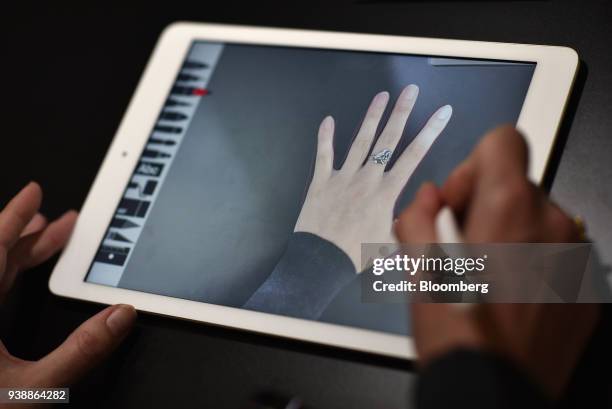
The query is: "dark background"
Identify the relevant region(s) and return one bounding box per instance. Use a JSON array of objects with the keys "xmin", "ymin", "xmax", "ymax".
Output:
[{"xmin": 1, "ymin": 1, "xmax": 611, "ymax": 408}]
